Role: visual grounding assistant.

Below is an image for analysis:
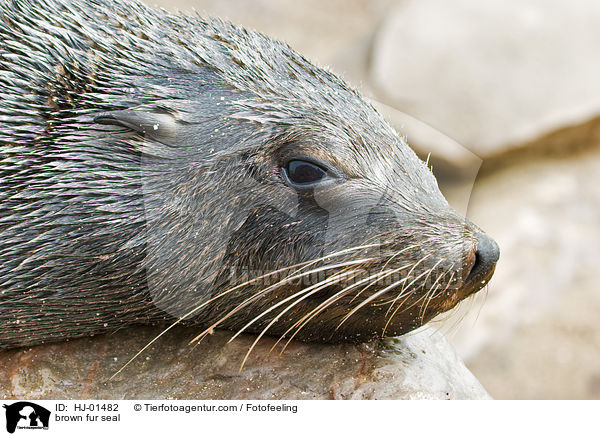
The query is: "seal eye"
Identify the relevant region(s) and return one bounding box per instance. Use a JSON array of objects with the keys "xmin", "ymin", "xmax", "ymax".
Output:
[{"xmin": 285, "ymin": 160, "xmax": 328, "ymax": 186}]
